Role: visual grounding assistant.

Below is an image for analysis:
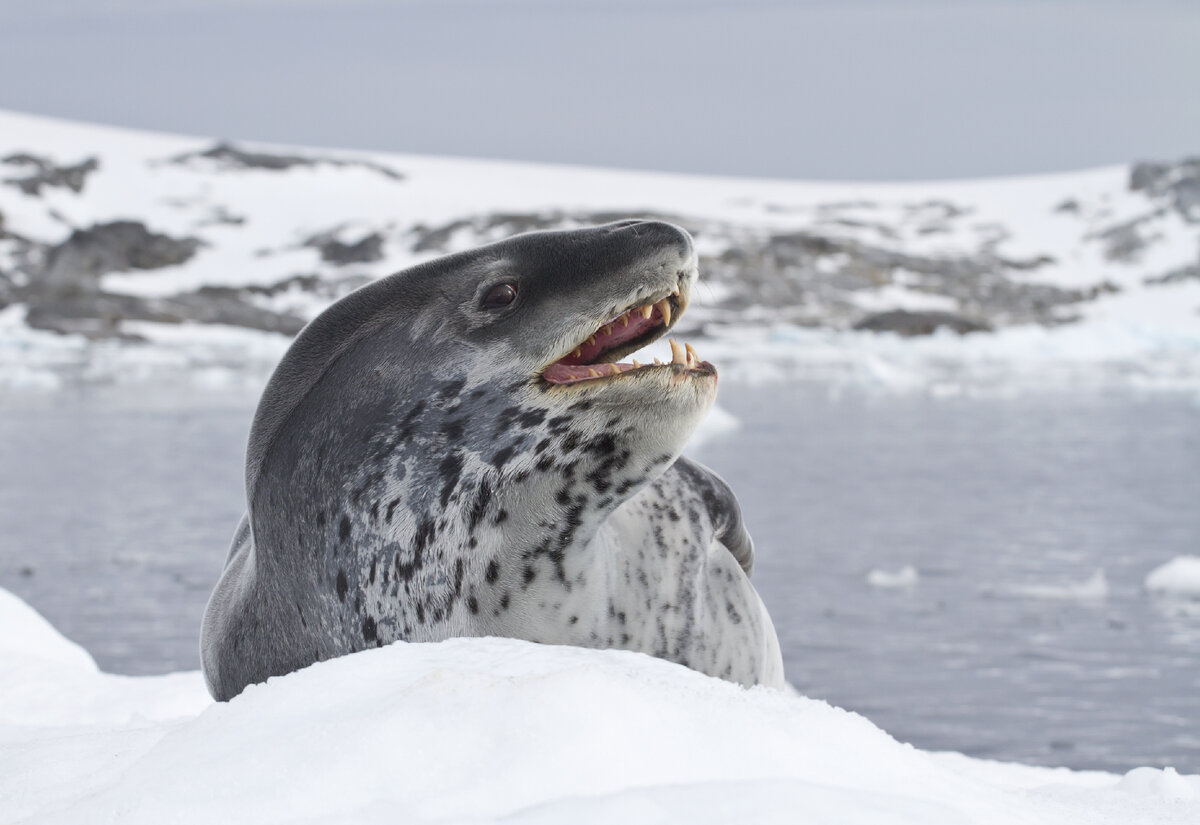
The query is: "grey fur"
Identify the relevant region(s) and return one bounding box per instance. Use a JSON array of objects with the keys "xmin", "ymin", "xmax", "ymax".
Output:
[{"xmin": 200, "ymin": 220, "xmax": 784, "ymax": 700}]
